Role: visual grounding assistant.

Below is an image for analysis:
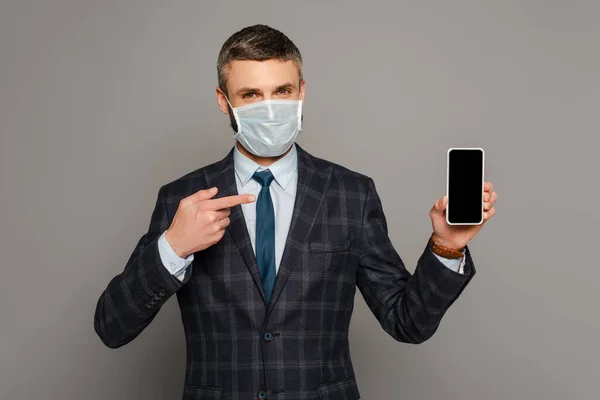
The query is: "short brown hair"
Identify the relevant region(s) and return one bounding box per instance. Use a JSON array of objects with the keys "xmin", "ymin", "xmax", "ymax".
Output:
[{"xmin": 217, "ymin": 24, "xmax": 303, "ymax": 95}]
